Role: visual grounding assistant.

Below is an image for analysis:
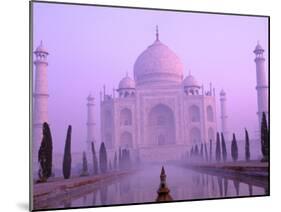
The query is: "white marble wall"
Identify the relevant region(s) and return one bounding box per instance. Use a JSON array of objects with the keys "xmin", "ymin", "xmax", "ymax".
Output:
[{"xmin": 101, "ymin": 84, "xmax": 217, "ymax": 162}]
